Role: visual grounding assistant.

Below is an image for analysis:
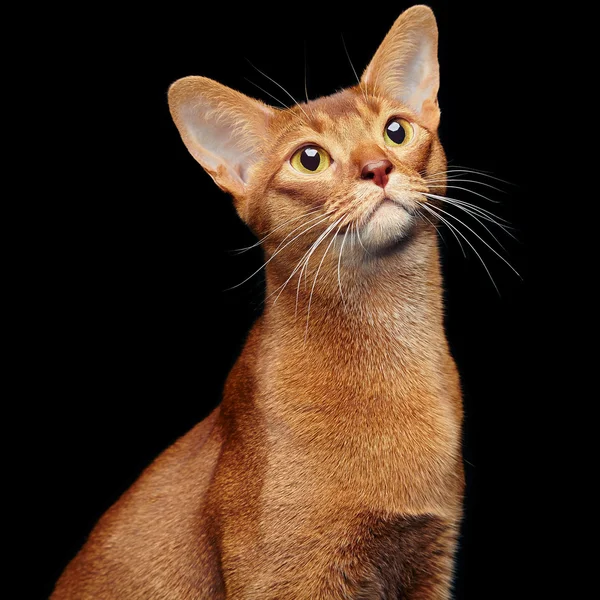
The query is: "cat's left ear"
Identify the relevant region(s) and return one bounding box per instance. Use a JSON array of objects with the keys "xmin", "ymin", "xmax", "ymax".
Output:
[
  {"xmin": 168, "ymin": 76, "xmax": 275, "ymax": 199},
  {"xmin": 361, "ymin": 5, "xmax": 440, "ymax": 129}
]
